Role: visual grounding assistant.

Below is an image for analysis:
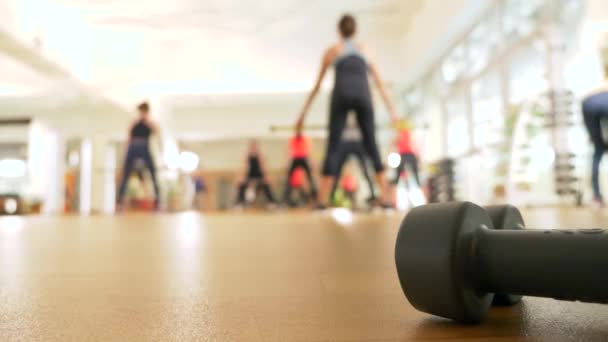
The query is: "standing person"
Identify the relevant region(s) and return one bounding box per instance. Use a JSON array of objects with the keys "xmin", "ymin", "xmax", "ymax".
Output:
[
  {"xmin": 330, "ymin": 116, "xmax": 376, "ymax": 203},
  {"xmin": 282, "ymin": 133, "xmax": 317, "ymax": 203},
  {"xmin": 285, "ymin": 167, "xmax": 311, "ymax": 207},
  {"xmin": 191, "ymin": 168, "xmax": 207, "ymax": 211},
  {"xmin": 295, "ymin": 14, "xmax": 399, "ymax": 209},
  {"xmin": 340, "ymin": 165, "xmax": 358, "ymax": 209},
  {"xmin": 235, "ymin": 140, "xmax": 277, "ymax": 208},
  {"xmin": 582, "ymin": 90, "xmax": 608, "ymax": 207},
  {"xmin": 117, "ymin": 102, "xmax": 161, "ymax": 211},
  {"xmin": 392, "ymin": 122, "xmax": 422, "ymax": 188}
]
